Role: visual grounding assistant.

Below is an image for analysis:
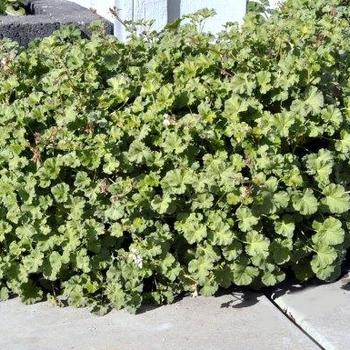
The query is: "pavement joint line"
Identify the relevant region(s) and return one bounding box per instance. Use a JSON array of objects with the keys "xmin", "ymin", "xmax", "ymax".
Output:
[{"xmin": 265, "ymin": 293, "xmax": 331, "ymax": 350}]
